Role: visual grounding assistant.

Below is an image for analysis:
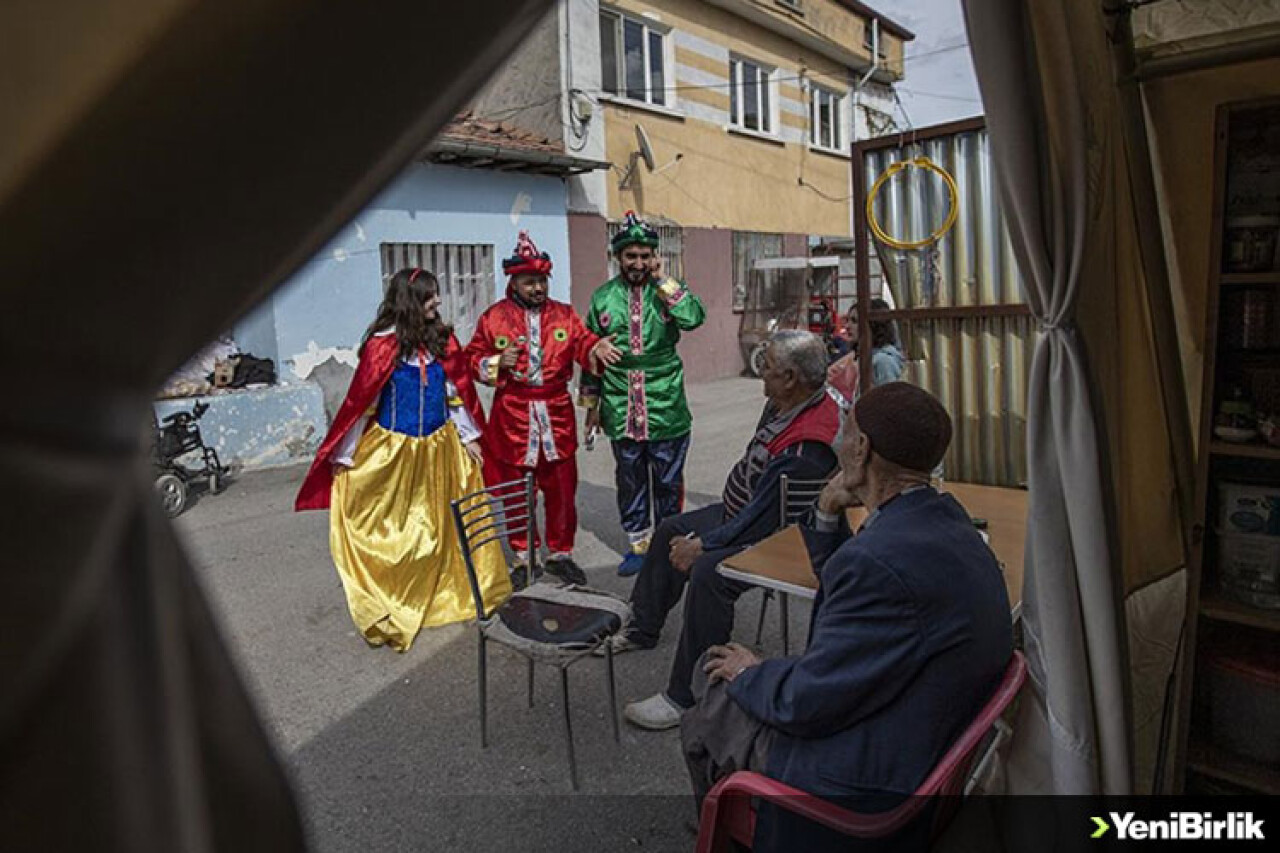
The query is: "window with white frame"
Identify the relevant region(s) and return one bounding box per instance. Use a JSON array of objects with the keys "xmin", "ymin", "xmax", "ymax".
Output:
[
  {"xmin": 728, "ymin": 56, "xmax": 775, "ymax": 135},
  {"xmin": 599, "ymin": 7, "xmax": 669, "ymax": 107},
  {"xmin": 379, "ymin": 242, "xmax": 495, "ymax": 345},
  {"xmin": 809, "ymin": 85, "xmax": 845, "ymax": 152}
]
